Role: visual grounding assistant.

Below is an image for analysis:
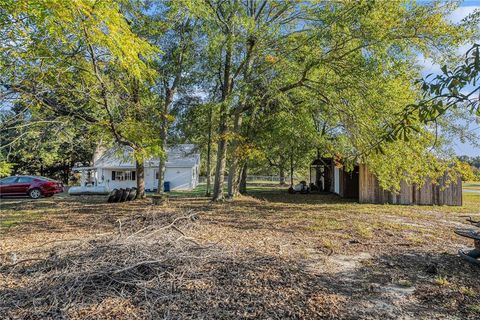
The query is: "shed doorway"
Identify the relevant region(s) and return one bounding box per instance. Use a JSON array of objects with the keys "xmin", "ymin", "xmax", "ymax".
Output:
[{"xmin": 342, "ymin": 166, "xmax": 359, "ymax": 199}]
